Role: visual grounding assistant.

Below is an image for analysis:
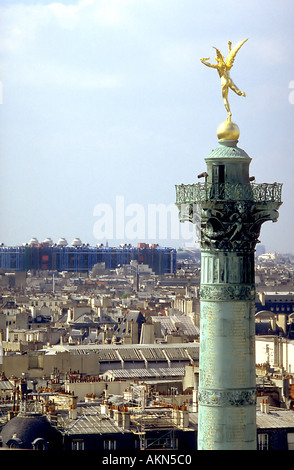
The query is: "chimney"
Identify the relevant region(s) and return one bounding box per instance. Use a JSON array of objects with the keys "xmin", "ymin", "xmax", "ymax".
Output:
[
  {"xmin": 179, "ymin": 406, "xmax": 189, "ymax": 428},
  {"xmin": 122, "ymin": 408, "xmax": 130, "ymax": 430},
  {"xmin": 101, "ymin": 403, "xmax": 109, "ymax": 415},
  {"xmin": 69, "ymin": 404, "xmax": 78, "ymax": 419},
  {"xmin": 113, "ymin": 406, "xmax": 130, "ymax": 430},
  {"xmin": 260, "ymin": 399, "xmax": 269, "ymax": 414},
  {"xmin": 113, "ymin": 408, "xmax": 122, "ymax": 426}
]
